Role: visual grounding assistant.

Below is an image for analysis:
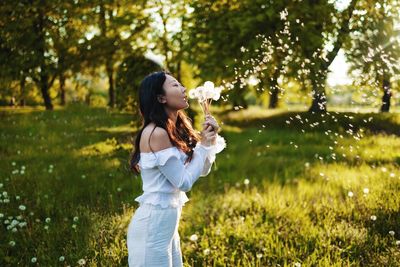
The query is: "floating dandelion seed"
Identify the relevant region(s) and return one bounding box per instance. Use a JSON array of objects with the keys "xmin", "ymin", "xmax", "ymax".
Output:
[{"xmin": 189, "ymin": 234, "xmax": 198, "ymax": 242}]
